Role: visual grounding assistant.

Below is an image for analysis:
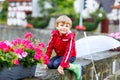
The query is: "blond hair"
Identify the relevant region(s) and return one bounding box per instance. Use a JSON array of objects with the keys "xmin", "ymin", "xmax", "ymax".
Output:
[{"xmin": 56, "ymin": 15, "xmax": 72, "ymax": 27}]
